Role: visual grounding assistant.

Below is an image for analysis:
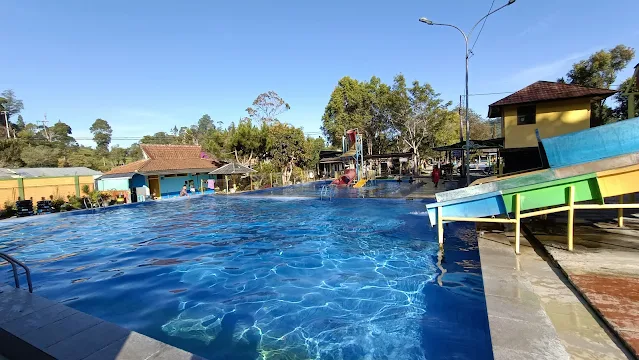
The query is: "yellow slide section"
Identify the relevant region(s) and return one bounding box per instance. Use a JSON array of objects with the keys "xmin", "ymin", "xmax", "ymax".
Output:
[{"xmin": 353, "ymin": 179, "xmax": 368, "ymax": 188}]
